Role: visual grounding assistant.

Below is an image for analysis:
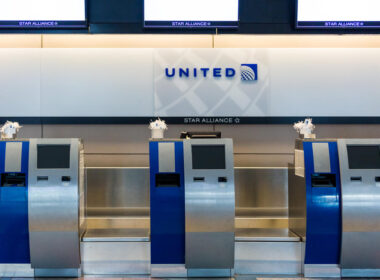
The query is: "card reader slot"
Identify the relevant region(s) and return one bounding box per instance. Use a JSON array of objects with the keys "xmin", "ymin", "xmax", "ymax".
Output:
[
  {"xmin": 62, "ymin": 176, "xmax": 71, "ymax": 182},
  {"xmin": 1, "ymin": 173, "xmax": 26, "ymax": 187},
  {"xmin": 193, "ymin": 177, "xmax": 205, "ymax": 182},
  {"xmin": 155, "ymin": 173, "xmax": 180, "ymax": 187},
  {"xmin": 351, "ymin": 176, "xmax": 362, "ymax": 182},
  {"xmin": 218, "ymin": 177, "xmax": 228, "ymax": 183},
  {"xmin": 311, "ymin": 174, "xmax": 336, "ymax": 187},
  {"xmin": 37, "ymin": 176, "xmax": 49, "ymax": 181}
]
